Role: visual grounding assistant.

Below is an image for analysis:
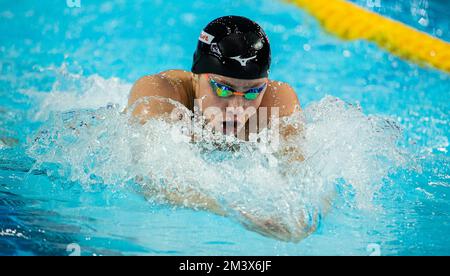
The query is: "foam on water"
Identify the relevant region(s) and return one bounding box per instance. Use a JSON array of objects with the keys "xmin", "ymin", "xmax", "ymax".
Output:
[
  {"xmin": 24, "ymin": 64, "xmax": 407, "ymax": 240},
  {"xmin": 22, "ymin": 62, "xmax": 131, "ymax": 122}
]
